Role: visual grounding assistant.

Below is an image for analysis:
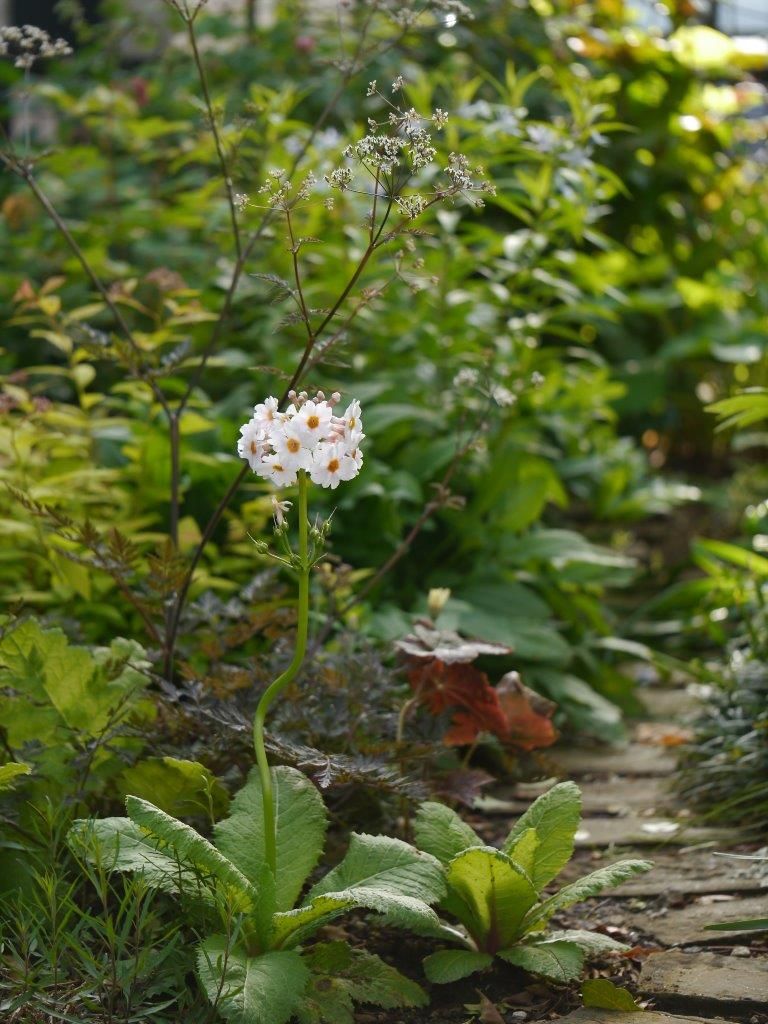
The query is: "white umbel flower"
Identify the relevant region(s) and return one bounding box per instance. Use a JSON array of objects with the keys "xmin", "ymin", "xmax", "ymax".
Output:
[
  {"xmin": 292, "ymin": 400, "xmax": 333, "ymax": 448},
  {"xmin": 272, "ymin": 424, "xmax": 313, "ymax": 471},
  {"xmin": 237, "ymin": 391, "xmax": 364, "ymax": 489},
  {"xmin": 260, "ymin": 454, "xmax": 297, "ymax": 488},
  {"xmin": 252, "ymin": 396, "xmax": 281, "ymax": 437},
  {"xmin": 310, "ymin": 441, "xmax": 356, "ymax": 490},
  {"xmin": 237, "ymin": 418, "xmax": 268, "ymax": 471}
]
